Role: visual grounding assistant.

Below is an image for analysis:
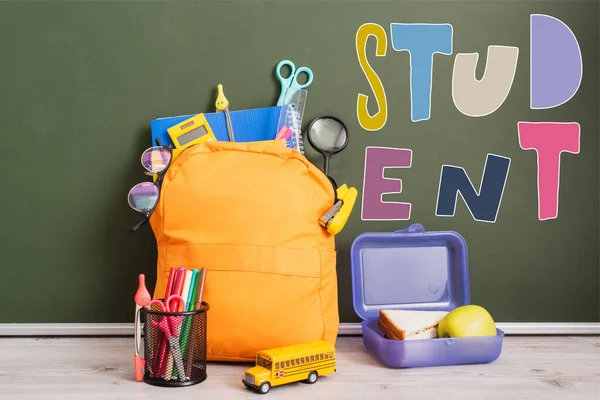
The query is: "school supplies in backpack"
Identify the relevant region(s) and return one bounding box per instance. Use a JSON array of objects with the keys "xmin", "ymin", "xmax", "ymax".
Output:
[{"xmin": 137, "ymin": 62, "xmax": 355, "ymax": 361}]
